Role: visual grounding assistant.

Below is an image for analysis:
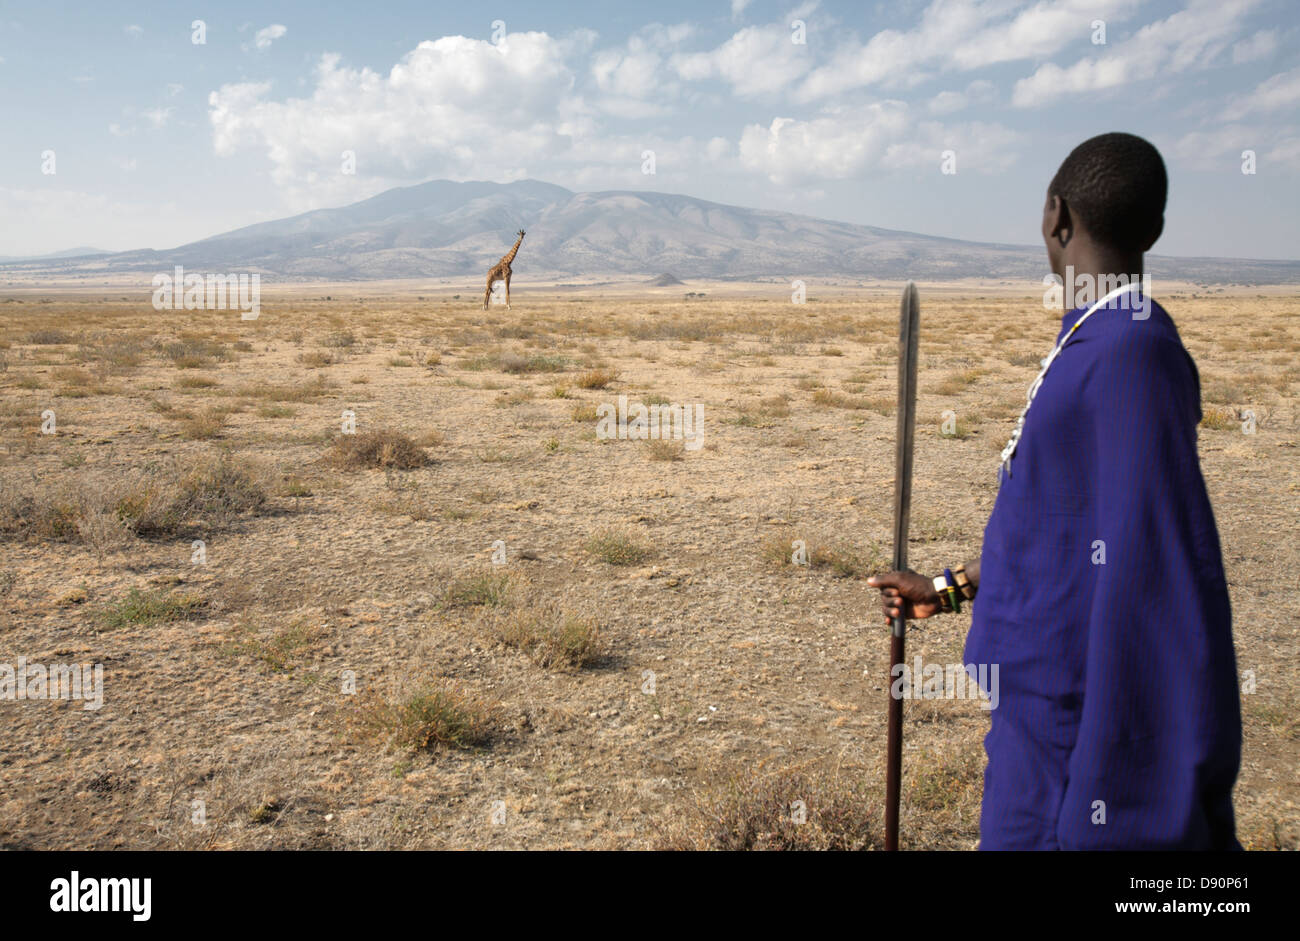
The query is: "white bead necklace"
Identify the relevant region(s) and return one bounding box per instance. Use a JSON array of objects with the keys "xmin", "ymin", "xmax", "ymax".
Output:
[{"xmin": 998, "ymin": 282, "xmax": 1142, "ymax": 479}]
